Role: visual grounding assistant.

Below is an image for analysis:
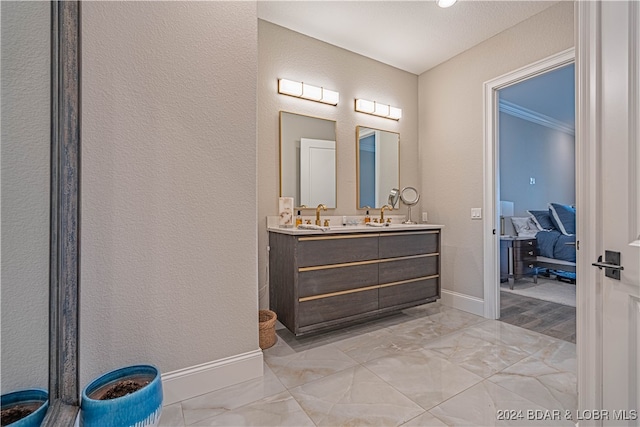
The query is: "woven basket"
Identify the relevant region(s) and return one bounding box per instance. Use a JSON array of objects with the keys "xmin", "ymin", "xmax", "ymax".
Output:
[{"xmin": 258, "ymin": 309, "xmax": 277, "ymax": 350}]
